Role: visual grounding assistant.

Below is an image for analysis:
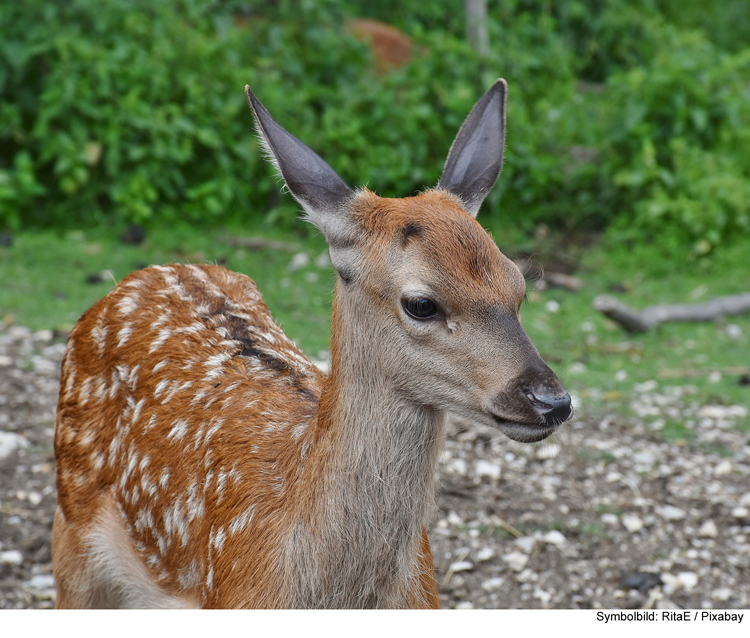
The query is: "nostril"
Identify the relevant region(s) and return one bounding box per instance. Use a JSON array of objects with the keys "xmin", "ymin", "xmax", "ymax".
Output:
[{"xmin": 525, "ymin": 390, "xmax": 572, "ymax": 425}]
